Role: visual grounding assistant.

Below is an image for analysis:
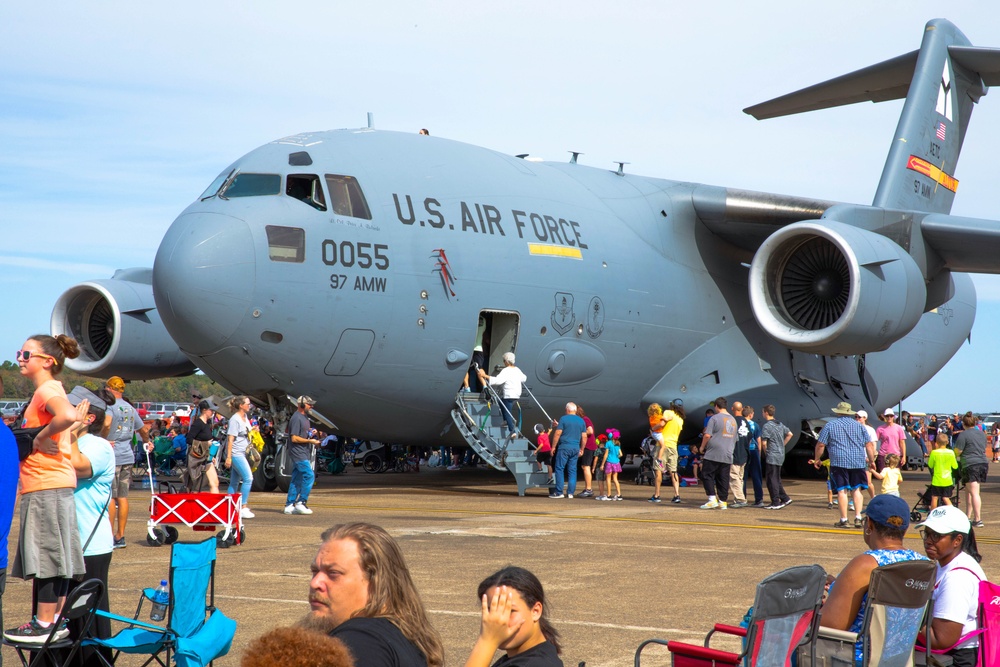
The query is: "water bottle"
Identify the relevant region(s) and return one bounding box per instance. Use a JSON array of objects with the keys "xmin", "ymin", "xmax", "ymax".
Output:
[{"xmin": 150, "ymin": 580, "xmax": 169, "ymax": 621}]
